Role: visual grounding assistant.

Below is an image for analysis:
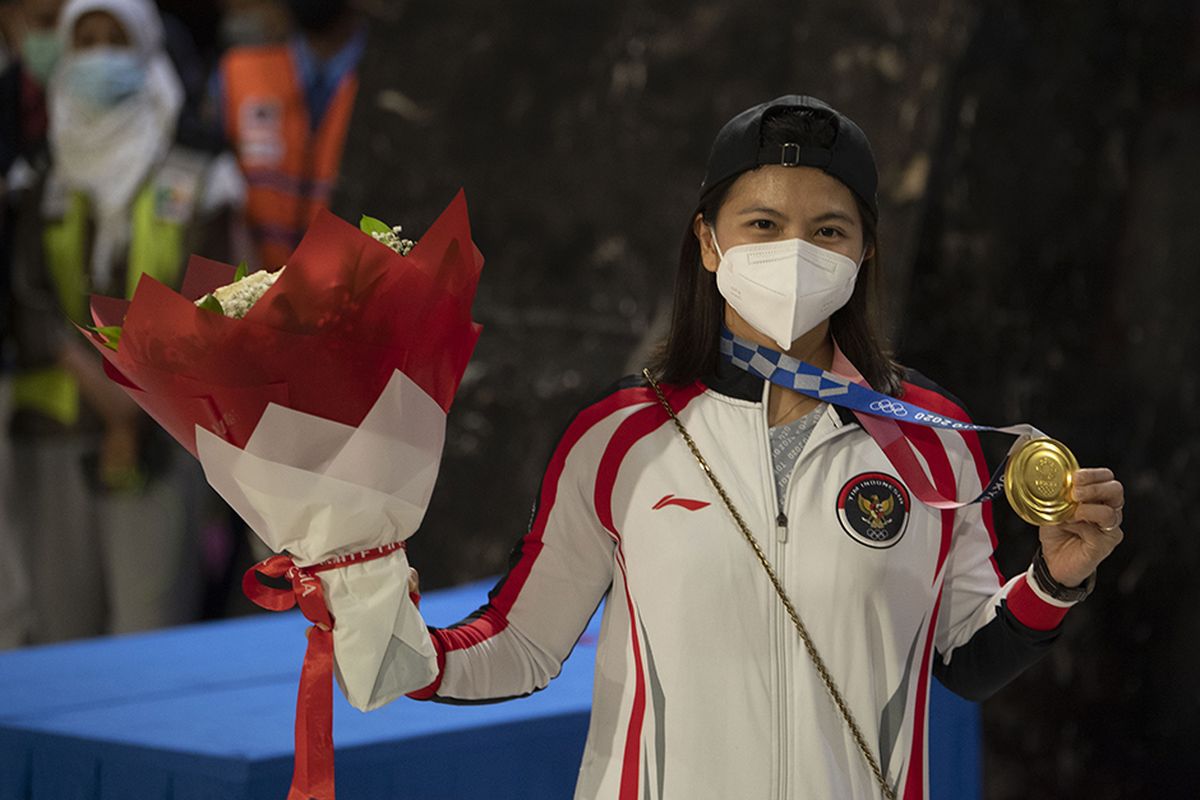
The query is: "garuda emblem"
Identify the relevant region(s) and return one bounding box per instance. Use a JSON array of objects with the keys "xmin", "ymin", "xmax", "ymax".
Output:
[
  {"xmin": 858, "ymin": 493, "xmax": 895, "ymax": 530},
  {"xmin": 838, "ymin": 473, "xmax": 910, "ymax": 549}
]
